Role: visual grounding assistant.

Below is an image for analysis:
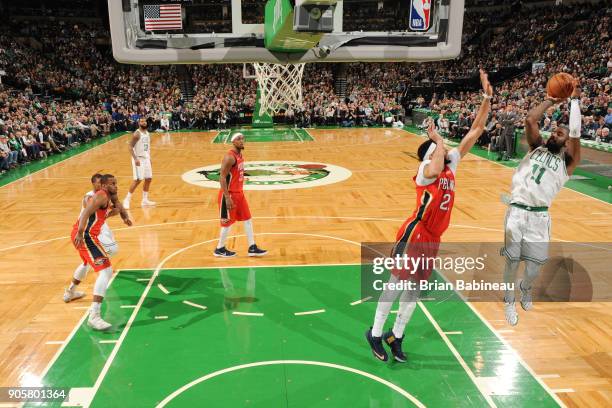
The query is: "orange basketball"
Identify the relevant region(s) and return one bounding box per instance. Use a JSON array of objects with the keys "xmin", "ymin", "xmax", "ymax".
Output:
[{"xmin": 546, "ymin": 73, "xmax": 575, "ymax": 99}]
